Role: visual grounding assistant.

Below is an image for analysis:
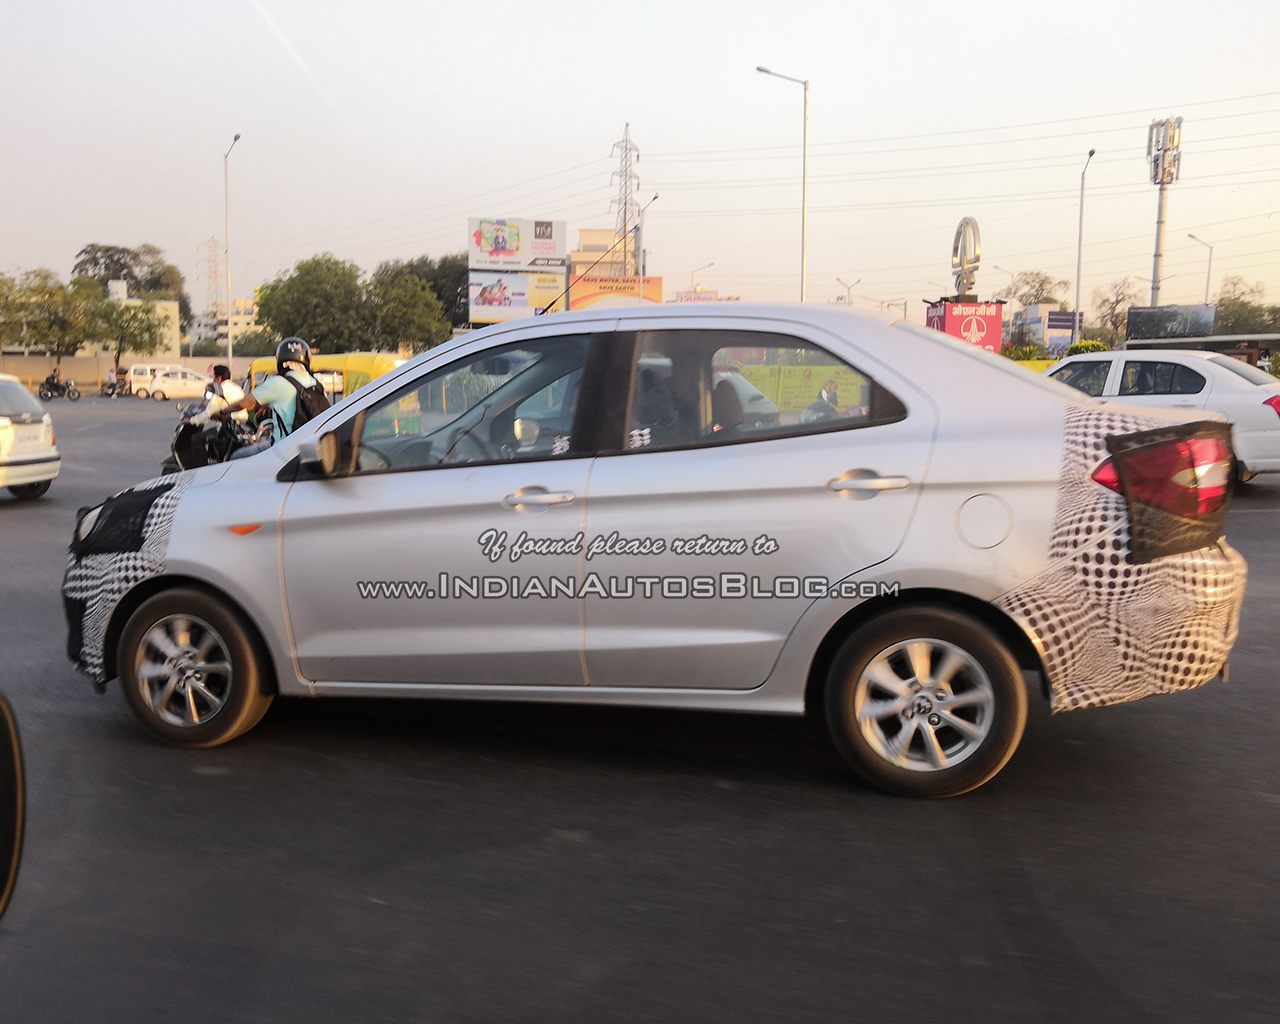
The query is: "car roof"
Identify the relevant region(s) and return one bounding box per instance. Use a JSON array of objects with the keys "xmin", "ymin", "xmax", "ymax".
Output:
[
  {"xmin": 1060, "ymin": 348, "xmax": 1226, "ymax": 360},
  {"xmin": 0, "ymin": 373, "xmax": 19, "ymax": 383}
]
